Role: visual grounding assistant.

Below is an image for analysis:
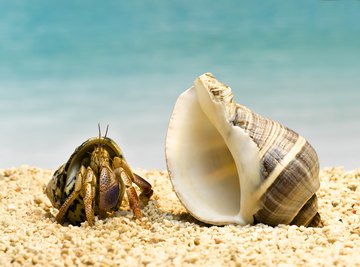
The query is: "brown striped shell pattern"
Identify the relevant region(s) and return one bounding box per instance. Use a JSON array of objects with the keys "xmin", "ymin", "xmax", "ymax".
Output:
[{"xmin": 165, "ymin": 73, "xmax": 321, "ymax": 227}]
